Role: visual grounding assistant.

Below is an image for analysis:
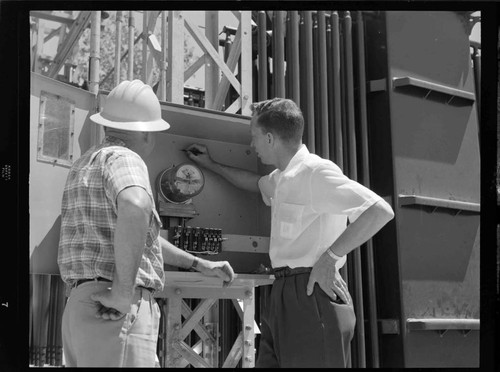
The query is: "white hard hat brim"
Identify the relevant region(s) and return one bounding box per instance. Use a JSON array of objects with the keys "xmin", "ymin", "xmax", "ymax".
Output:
[{"xmin": 90, "ymin": 112, "xmax": 170, "ymax": 132}]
